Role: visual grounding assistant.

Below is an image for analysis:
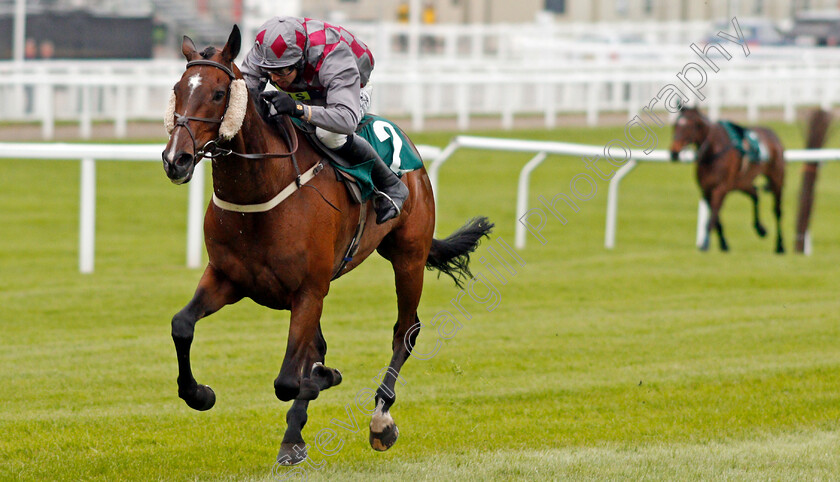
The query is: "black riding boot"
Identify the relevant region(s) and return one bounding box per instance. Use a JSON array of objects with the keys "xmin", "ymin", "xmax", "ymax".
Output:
[{"xmin": 337, "ymin": 134, "xmax": 409, "ymax": 224}]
